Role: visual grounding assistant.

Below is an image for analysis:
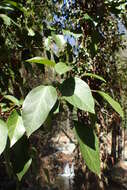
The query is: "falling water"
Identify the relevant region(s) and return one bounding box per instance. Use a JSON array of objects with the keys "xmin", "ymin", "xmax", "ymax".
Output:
[{"xmin": 55, "ymin": 163, "xmax": 74, "ymax": 190}]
